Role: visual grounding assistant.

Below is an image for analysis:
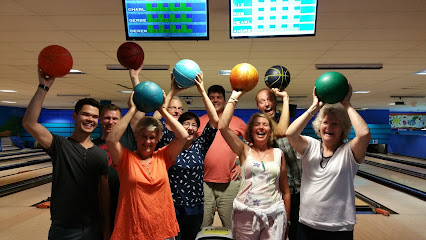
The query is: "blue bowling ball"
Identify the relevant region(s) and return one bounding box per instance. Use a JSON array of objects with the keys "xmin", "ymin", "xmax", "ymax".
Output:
[
  {"xmin": 133, "ymin": 81, "xmax": 163, "ymax": 113},
  {"xmin": 173, "ymin": 59, "xmax": 201, "ymax": 88}
]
